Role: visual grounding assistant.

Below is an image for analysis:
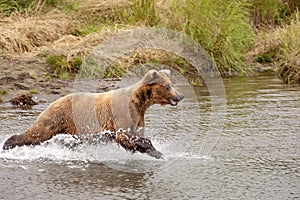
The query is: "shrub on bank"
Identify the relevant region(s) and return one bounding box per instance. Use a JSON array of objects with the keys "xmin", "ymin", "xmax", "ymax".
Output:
[
  {"xmin": 277, "ymin": 15, "xmax": 300, "ymax": 83},
  {"xmin": 0, "ymin": 0, "xmax": 299, "ymax": 83}
]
